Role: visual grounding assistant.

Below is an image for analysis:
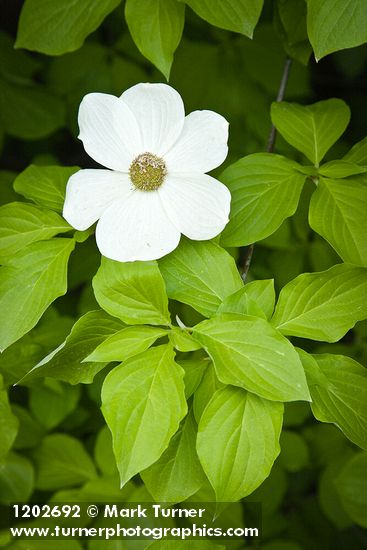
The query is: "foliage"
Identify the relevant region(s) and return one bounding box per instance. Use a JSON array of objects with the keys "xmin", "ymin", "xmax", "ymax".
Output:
[{"xmin": 1, "ymin": 1, "xmax": 367, "ymax": 549}]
